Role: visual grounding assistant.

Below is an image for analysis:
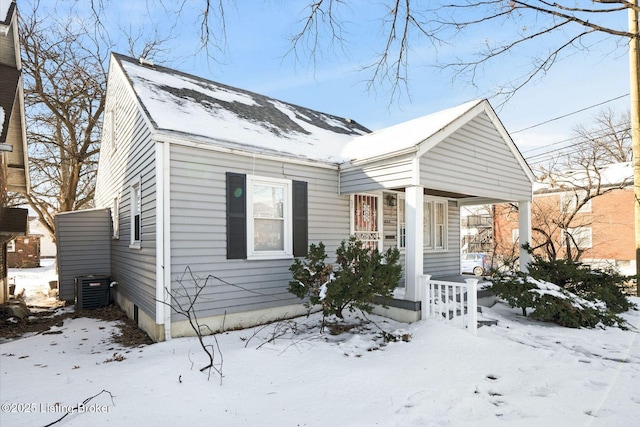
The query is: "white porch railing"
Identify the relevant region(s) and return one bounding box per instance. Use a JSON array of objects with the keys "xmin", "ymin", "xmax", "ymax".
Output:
[{"xmin": 419, "ymin": 275, "xmax": 478, "ymax": 335}]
